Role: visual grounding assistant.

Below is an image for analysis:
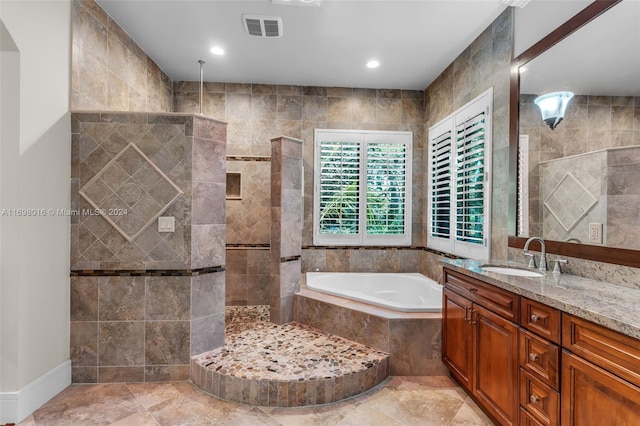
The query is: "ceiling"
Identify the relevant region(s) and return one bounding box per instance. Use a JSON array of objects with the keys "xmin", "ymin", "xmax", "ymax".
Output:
[
  {"xmin": 96, "ymin": 0, "xmax": 510, "ymax": 90},
  {"xmin": 520, "ymin": 0, "xmax": 640, "ymax": 97}
]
